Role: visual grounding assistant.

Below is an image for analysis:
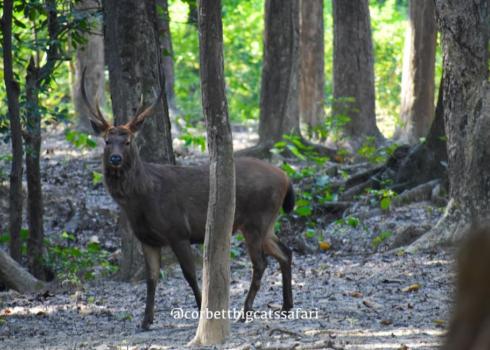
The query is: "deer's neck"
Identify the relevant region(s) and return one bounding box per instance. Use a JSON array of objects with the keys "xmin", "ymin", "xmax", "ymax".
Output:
[{"xmin": 103, "ymin": 151, "xmax": 154, "ymax": 203}]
